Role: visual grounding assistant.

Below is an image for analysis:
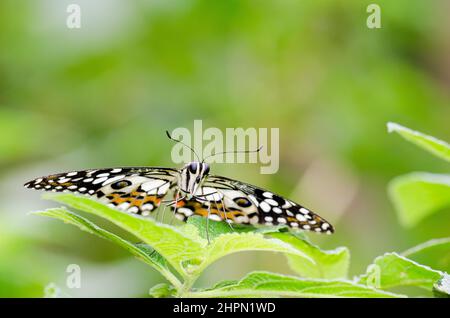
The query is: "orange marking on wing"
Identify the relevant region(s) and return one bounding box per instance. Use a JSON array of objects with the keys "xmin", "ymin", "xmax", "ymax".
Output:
[{"xmin": 128, "ymin": 195, "xmax": 162, "ymax": 208}]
